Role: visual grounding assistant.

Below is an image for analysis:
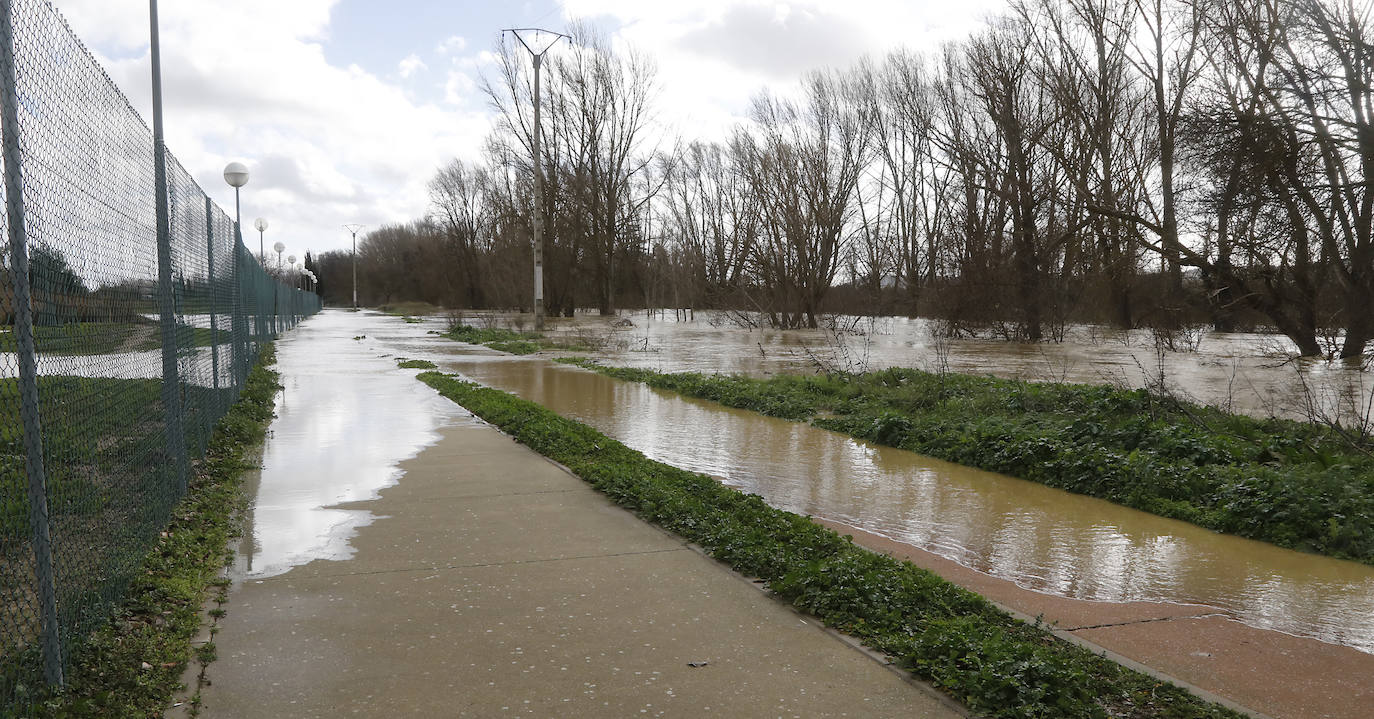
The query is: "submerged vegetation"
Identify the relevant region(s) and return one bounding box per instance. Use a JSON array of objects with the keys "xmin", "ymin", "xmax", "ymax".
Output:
[
  {"xmin": 559, "ymin": 360, "xmax": 1374, "ymax": 565},
  {"xmin": 418, "ymin": 371, "xmax": 1241, "ymax": 719},
  {"xmin": 444, "ymin": 324, "xmax": 592, "ymax": 356},
  {"xmin": 6, "ymin": 349, "xmax": 281, "ymax": 717}
]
